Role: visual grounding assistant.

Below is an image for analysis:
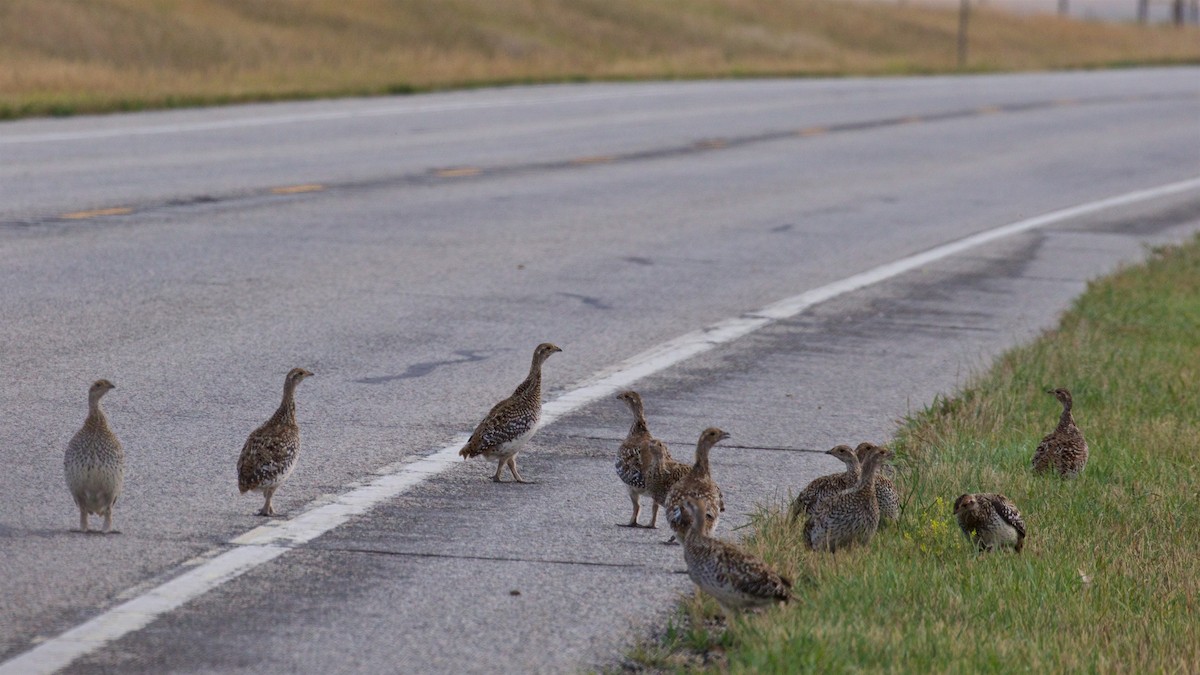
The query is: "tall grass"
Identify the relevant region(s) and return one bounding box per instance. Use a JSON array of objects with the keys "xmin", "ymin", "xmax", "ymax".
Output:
[
  {"xmin": 632, "ymin": 237, "xmax": 1200, "ymax": 672},
  {"xmin": 1, "ymin": 0, "xmax": 1198, "ymax": 118}
]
